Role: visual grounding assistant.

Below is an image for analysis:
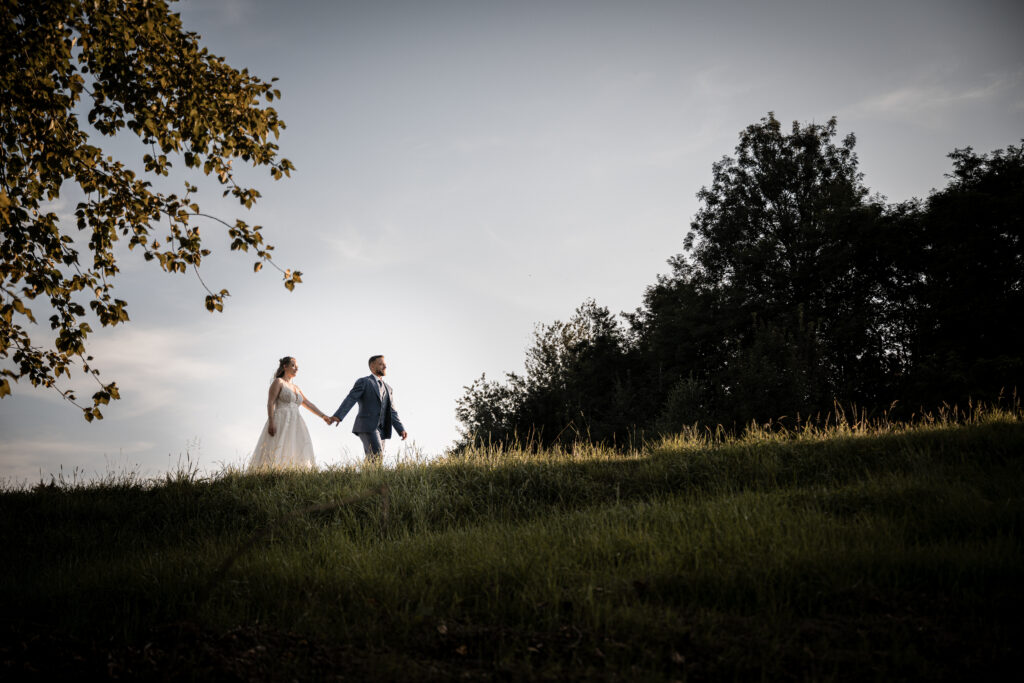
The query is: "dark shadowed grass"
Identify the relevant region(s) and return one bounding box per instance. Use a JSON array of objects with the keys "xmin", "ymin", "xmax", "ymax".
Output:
[{"xmin": 1, "ymin": 406, "xmax": 1022, "ymax": 680}]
